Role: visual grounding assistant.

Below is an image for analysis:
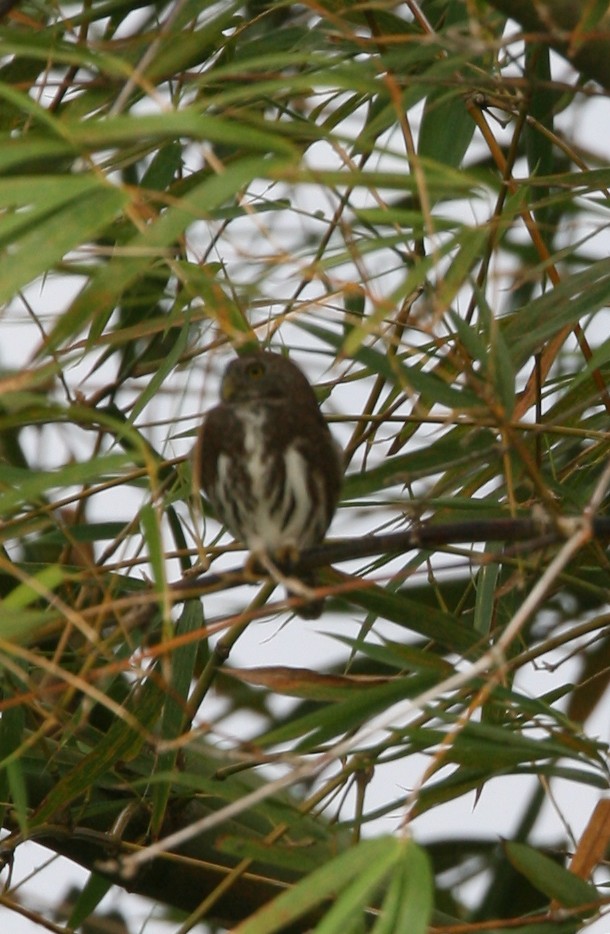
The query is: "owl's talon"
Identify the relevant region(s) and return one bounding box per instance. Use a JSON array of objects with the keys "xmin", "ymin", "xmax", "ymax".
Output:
[
  {"xmin": 250, "ymin": 549, "xmax": 316, "ymax": 601},
  {"xmin": 273, "ymin": 544, "xmax": 300, "ymax": 571},
  {"xmin": 244, "ymin": 551, "xmax": 265, "ymax": 581}
]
